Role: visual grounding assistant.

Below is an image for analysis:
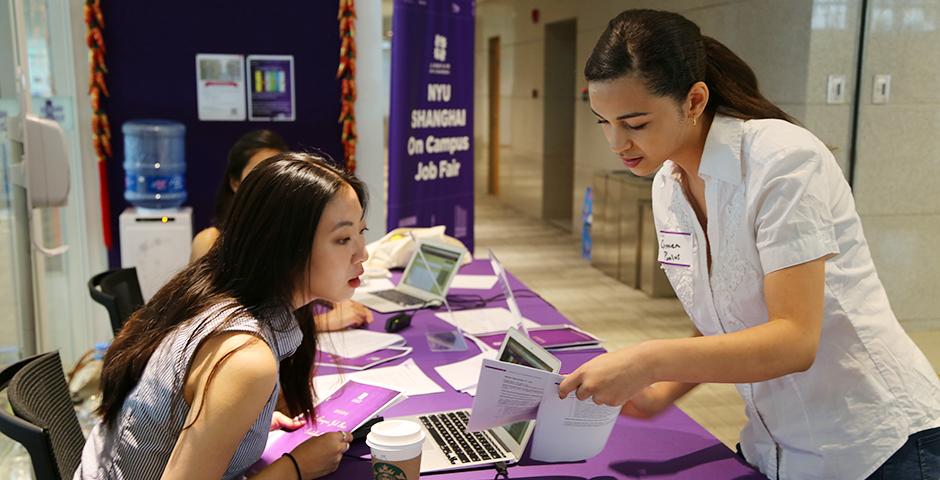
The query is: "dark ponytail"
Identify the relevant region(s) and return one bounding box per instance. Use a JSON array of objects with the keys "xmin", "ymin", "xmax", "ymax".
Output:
[
  {"xmin": 701, "ymin": 36, "xmax": 796, "ymax": 123},
  {"xmin": 585, "ymin": 9, "xmax": 796, "ymax": 124}
]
